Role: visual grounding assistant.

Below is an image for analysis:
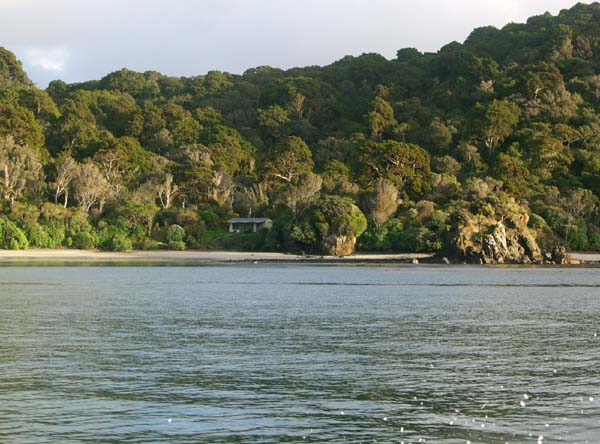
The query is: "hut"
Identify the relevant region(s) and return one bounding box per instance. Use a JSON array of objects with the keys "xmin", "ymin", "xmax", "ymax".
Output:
[{"xmin": 227, "ymin": 217, "xmax": 273, "ymax": 233}]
